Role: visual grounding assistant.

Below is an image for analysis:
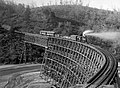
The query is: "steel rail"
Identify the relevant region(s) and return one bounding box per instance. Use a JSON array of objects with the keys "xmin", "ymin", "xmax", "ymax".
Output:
[{"xmin": 85, "ymin": 45, "xmax": 117, "ymax": 88}]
